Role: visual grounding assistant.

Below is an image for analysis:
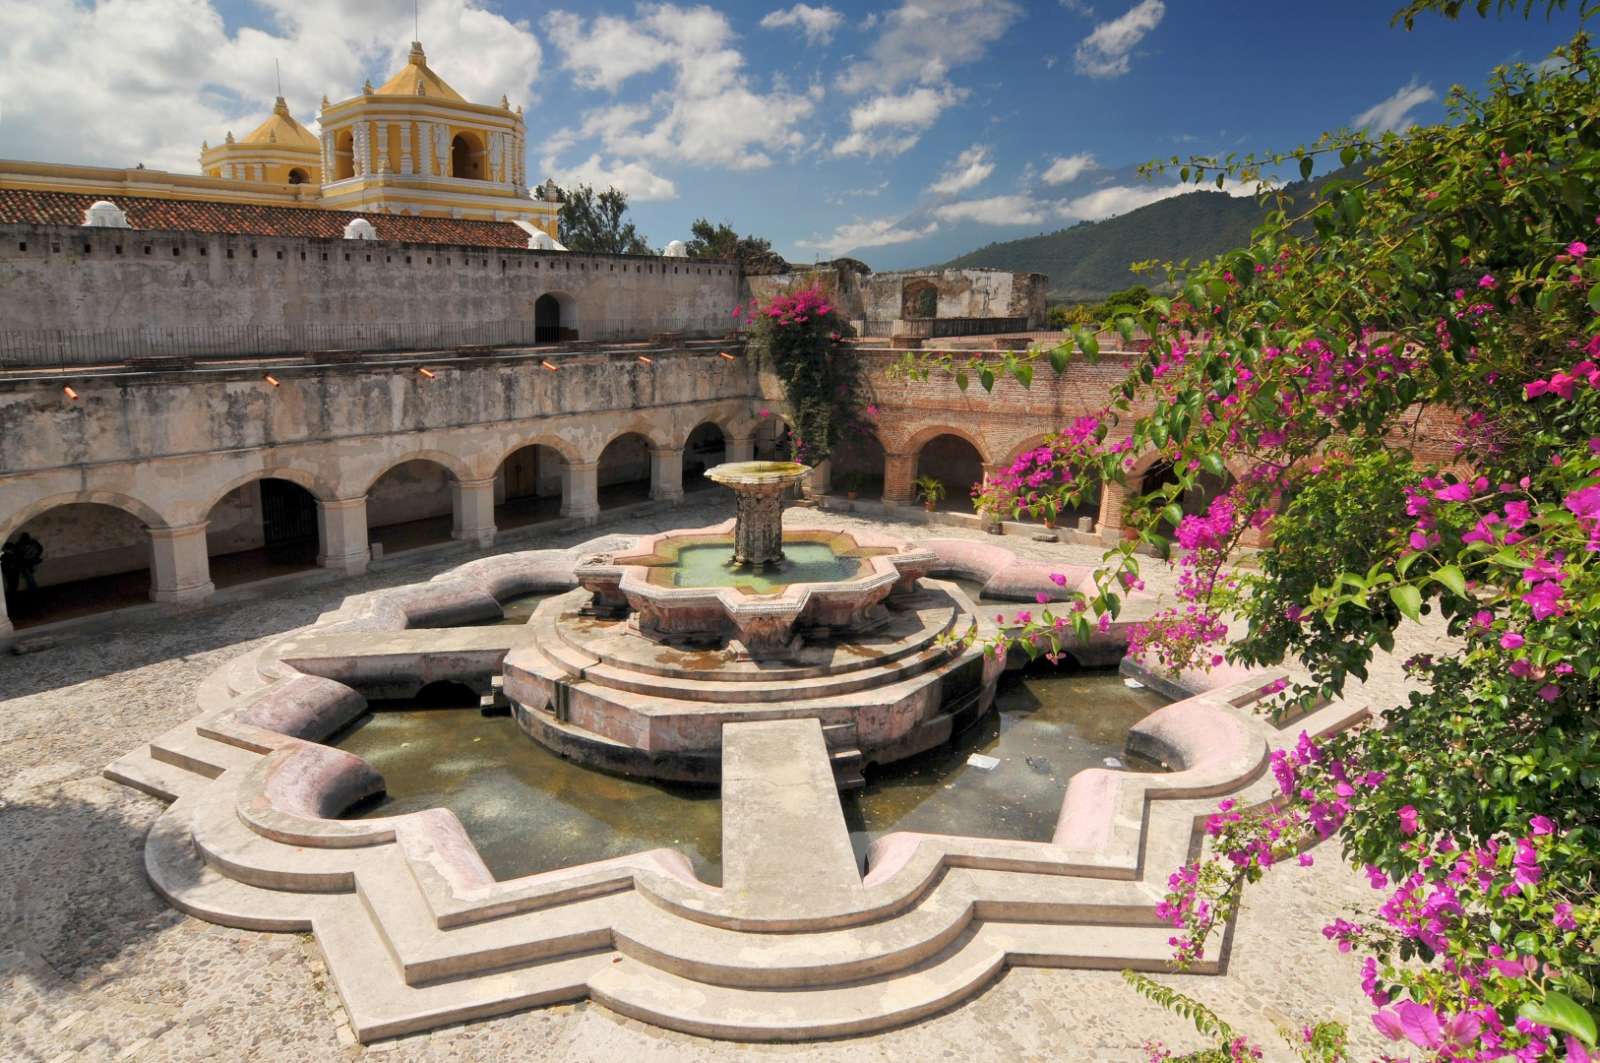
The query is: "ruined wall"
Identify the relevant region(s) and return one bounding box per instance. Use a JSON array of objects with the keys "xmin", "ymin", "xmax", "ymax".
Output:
[
  {"xmin": 0, "ymin": 224, "xmax": 740, "ymax": 343},
  {"xmin": 863, "ymin": 270, "xmax": 1048, "ymax": 327}
]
